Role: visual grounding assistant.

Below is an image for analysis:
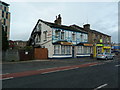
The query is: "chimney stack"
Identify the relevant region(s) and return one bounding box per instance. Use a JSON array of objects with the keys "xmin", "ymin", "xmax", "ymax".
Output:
[
  {"xmin": 54, "ymin": 14, "xmax": 62, "ymax": 25},
  {"xmin": 83, "ymin": 24, "xmax": 90, "ymax": 30}
]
